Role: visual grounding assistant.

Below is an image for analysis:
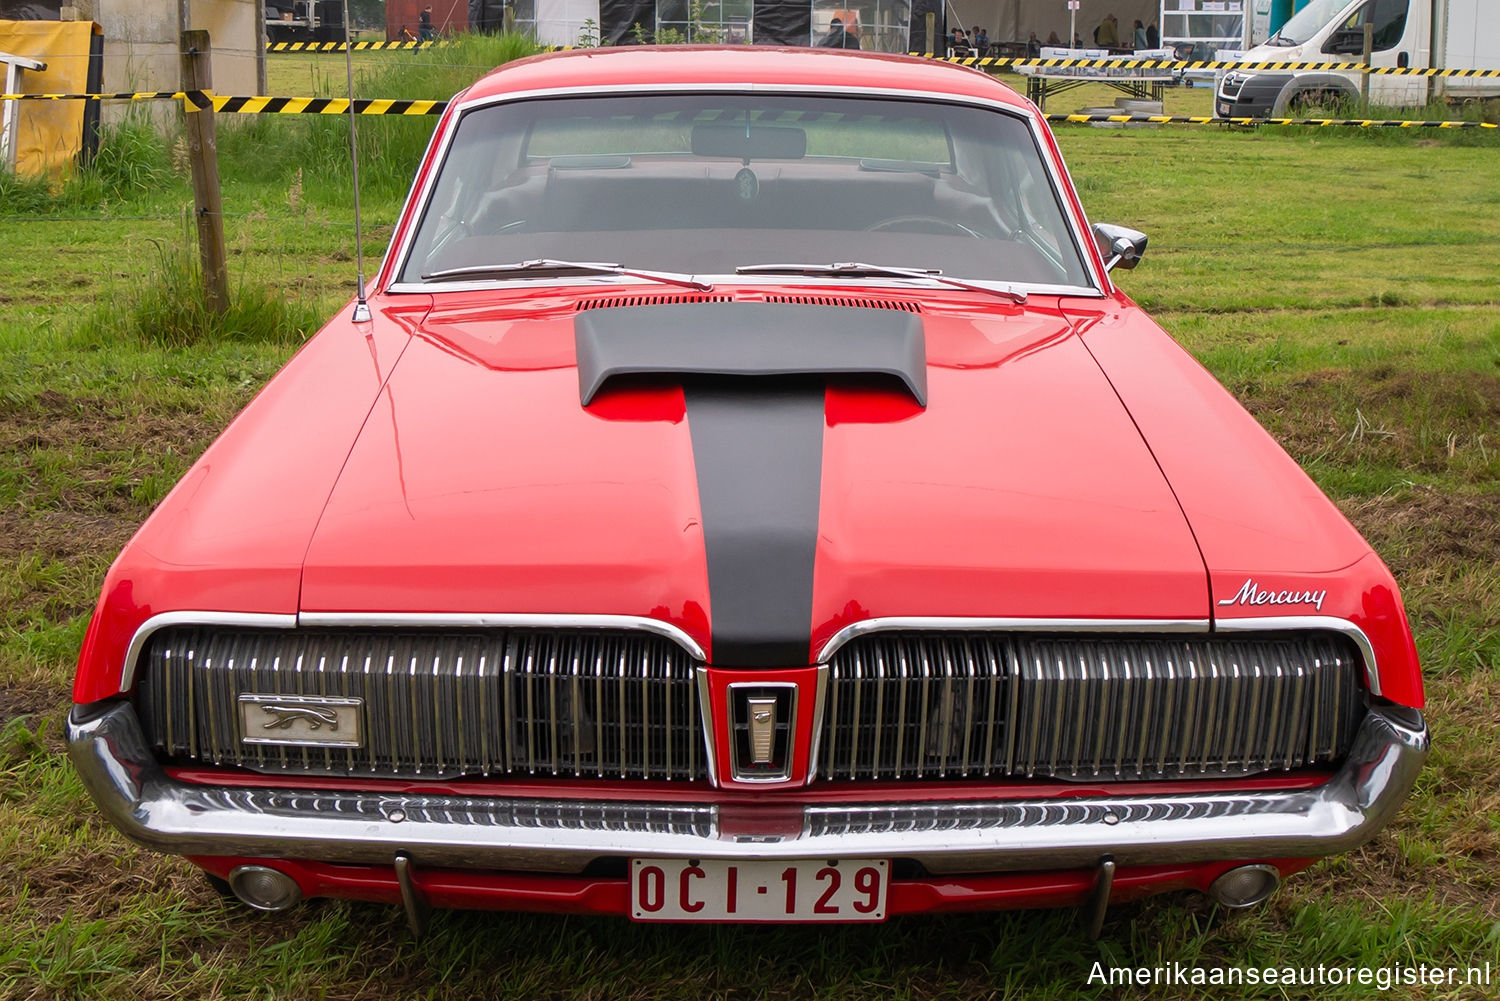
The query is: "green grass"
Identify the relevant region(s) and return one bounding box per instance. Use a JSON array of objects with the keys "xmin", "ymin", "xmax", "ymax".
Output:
[{"xmin": 1, "ymin": 48, "xmax": 1498, "ymax": 1000}]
